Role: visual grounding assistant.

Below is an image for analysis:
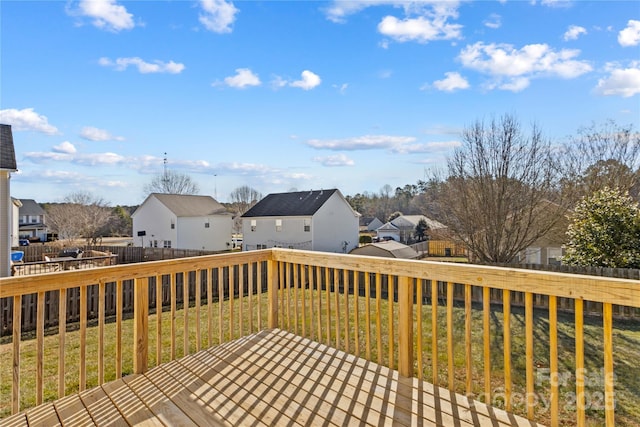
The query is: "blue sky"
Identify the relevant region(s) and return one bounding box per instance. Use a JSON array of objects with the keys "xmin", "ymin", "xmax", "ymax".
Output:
[{"xmin": 1, "ymin": 0, "xmax": 639, "ymax": 206}]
